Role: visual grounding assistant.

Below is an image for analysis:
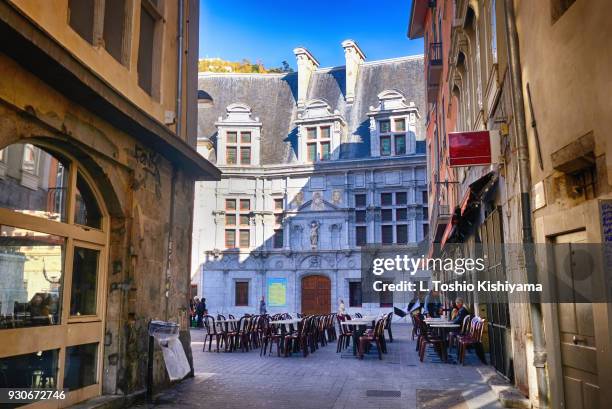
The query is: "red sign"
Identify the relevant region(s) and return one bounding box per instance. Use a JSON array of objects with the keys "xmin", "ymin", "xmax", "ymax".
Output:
[{"xmin": 448, "ymin": 131, "xmax": 492, "ymax": 167}]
